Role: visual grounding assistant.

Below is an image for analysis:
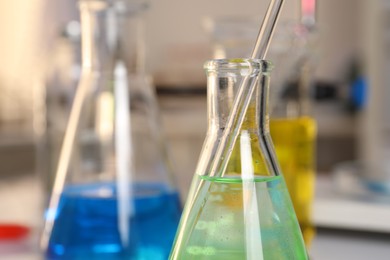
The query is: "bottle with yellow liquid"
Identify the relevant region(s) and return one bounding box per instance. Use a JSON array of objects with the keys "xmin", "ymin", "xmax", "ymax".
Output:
[
  {"xmin": 269, "ymin": 24, "xmax": 318, "ymax": 246},
  {"xmin": 270, "ymin": 116, "xmax": 316, "ymax": 246}
]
